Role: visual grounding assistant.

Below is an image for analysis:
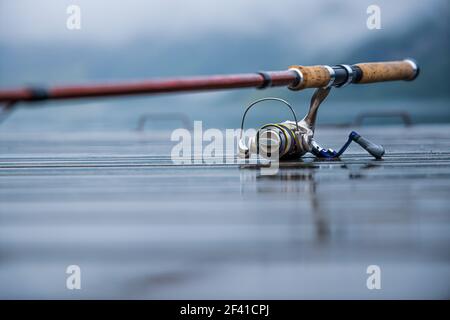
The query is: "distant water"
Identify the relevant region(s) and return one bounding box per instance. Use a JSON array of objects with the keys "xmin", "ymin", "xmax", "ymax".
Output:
[{"xmin": 1, "ymin": 95, "xmax": 449, "ymax": 133}]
